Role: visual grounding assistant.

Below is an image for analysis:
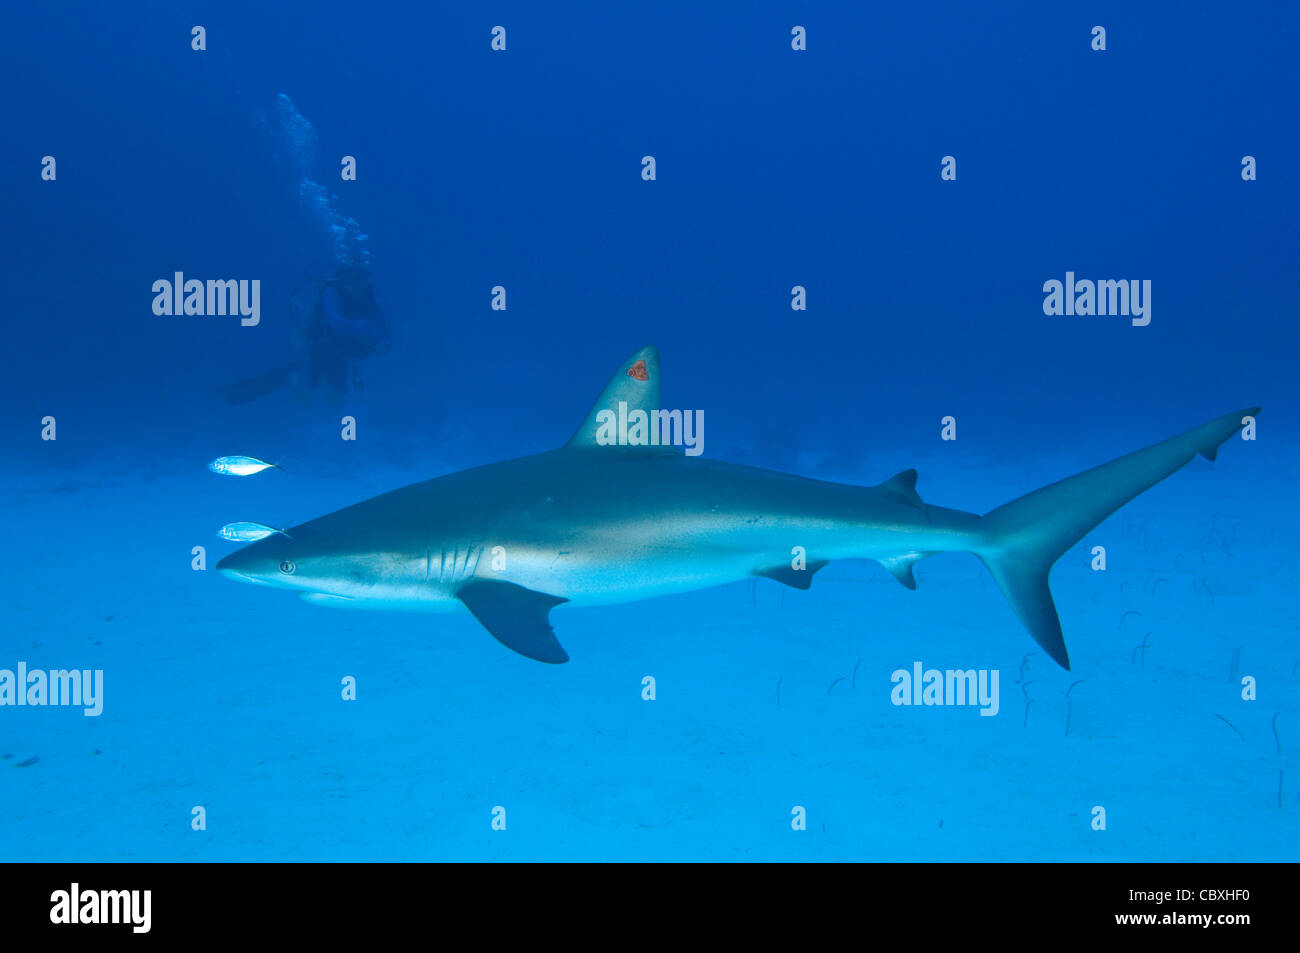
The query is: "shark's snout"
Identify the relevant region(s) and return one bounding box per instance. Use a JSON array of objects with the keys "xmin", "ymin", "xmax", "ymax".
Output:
[{"xmin": 216, "ymin": 547, "xmax": 278, "ymax": 586}]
